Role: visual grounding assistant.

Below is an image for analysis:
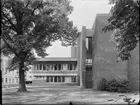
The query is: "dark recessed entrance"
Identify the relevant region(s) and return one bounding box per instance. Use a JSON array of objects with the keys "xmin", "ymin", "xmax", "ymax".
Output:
[{"xmin": 85, "ymin": 65, "xmax": 92, "ymax": 88}]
